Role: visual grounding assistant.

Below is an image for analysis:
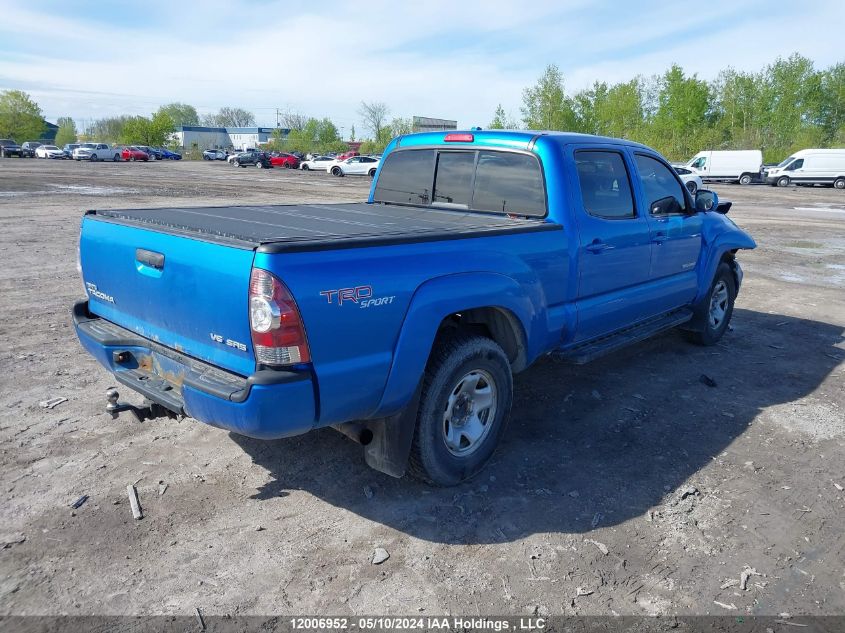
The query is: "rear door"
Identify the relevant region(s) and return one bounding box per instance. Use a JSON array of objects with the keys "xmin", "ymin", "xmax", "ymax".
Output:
[
  {"xmin": 568, "ymin": 145, "xmax": 654, "ymax": 342},
  {"xmin": 80, "ymin": 218, "xmax": 257, "ymax": 376}
]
